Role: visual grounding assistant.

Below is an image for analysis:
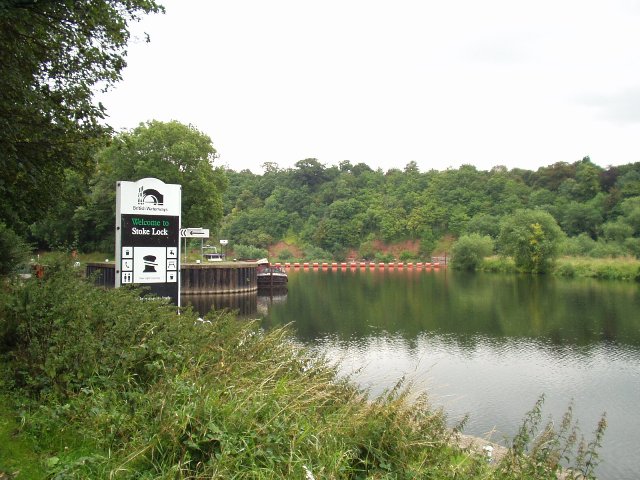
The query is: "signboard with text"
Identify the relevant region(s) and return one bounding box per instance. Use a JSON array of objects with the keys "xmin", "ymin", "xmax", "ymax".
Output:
[
  {"xmin": 115, "ymin": 178, "xmax": 182, "ymax": 306},
  {"xmin": 180, "ymin": 228, "xmax": 210, "ymax": 238}
]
